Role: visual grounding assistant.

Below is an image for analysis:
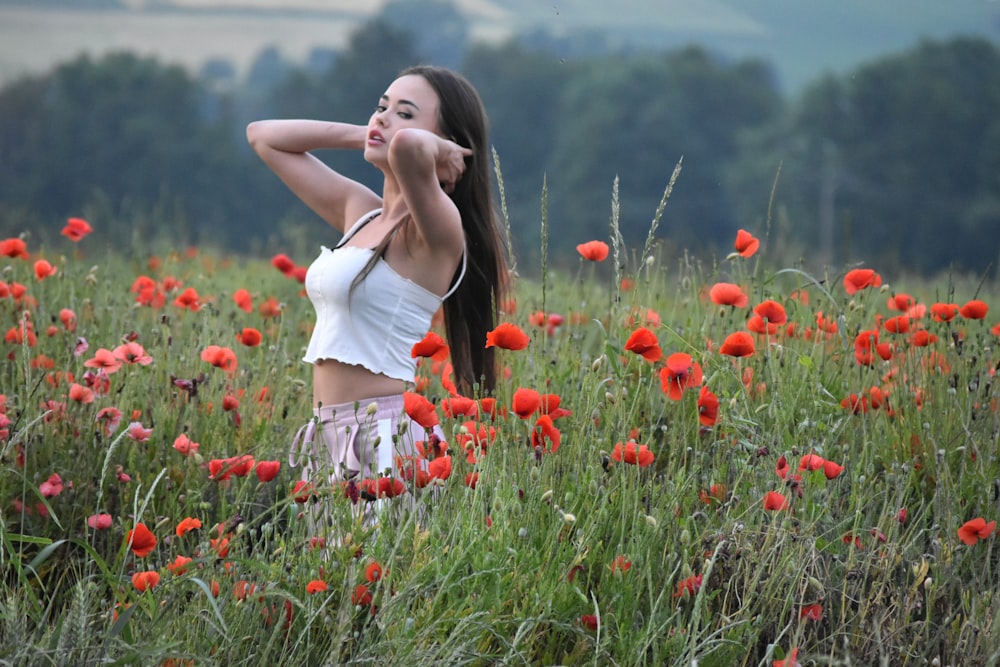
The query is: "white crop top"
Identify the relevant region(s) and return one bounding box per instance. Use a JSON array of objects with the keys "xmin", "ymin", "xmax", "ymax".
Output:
[{"xmin": 302, "ymin": 209, "xmax": 466, "ymax": 382}]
